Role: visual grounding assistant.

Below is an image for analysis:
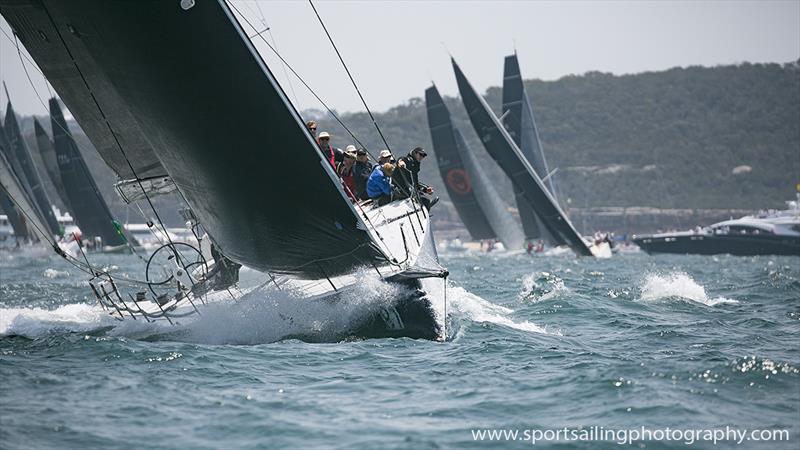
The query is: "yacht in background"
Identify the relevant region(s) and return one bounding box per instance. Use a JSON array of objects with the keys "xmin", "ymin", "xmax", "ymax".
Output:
[{"xmin": 633, "ymin": 199, "xmax": 800, "ymax": 256}]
